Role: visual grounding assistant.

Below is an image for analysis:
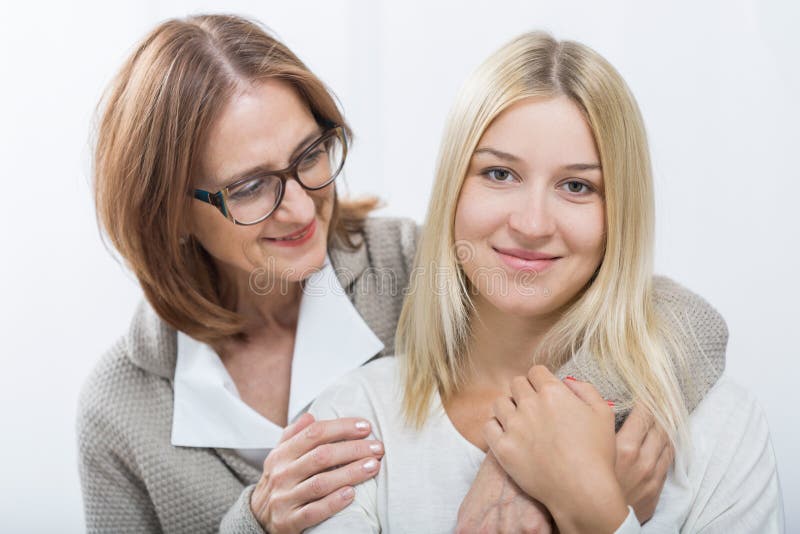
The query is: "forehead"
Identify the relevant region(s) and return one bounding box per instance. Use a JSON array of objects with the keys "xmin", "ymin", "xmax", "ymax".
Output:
[
  {"xmin": 200, "ymin": 79, "xmax": 318, "ymax": 186},
  {"xmin": 478, "ymin": 95, "xmax": 599, "ymax": 168}
]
